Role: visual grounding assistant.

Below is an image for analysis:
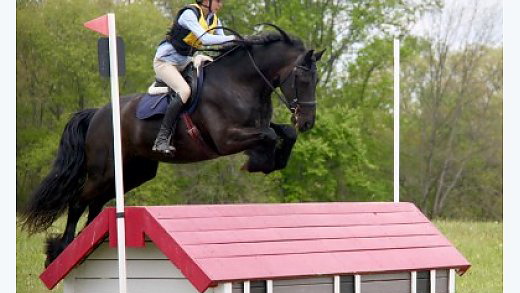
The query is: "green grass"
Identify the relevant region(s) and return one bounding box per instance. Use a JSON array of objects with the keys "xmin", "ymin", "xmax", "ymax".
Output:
[
  {"xmin": 434, "ymin": 220, "xmax": 503, "ymax": 293},
  {"xmin": 17, "ymin": 218, "xmax": 501, "ymax": 293},
  {"xmin": 17, "ymin": 227, "xmax": 63, "ymax": 293},
  {"xmin": 16, "ymin": 215, "xmax": 85, "ymax": 293}
]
